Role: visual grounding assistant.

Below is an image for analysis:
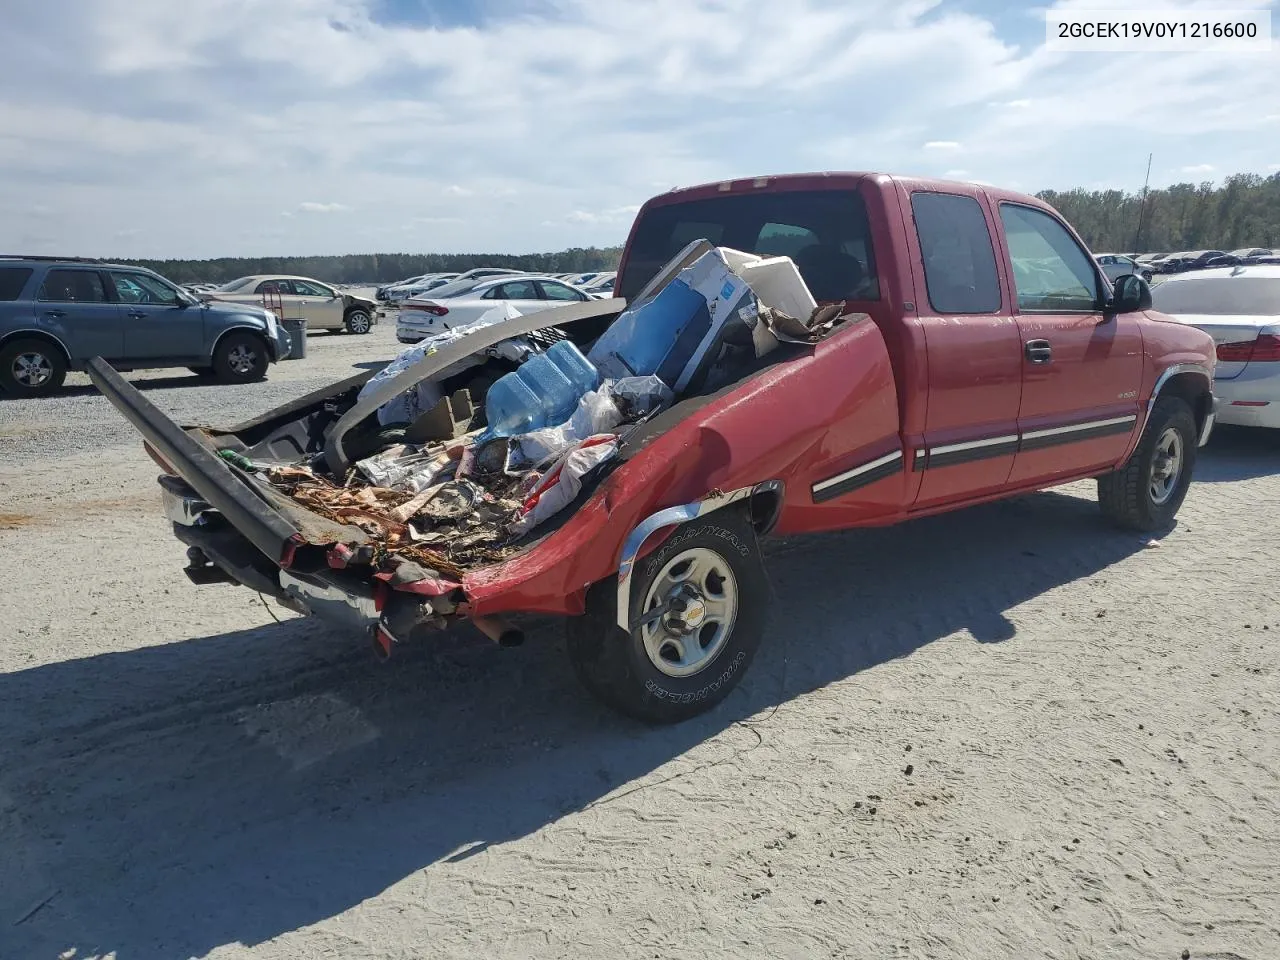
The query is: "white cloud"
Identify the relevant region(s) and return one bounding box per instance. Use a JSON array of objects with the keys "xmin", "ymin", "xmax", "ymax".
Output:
[
  {"xmin": 942, "ymin": 169, "xmax": 970, "ymax": 178},
  {"xmin": 1181, "ymin": 164, "xmax": 1215, "ymax": 174},
  {"xmin": 1269, "ymin": 163, "xmax": 1280, "ymax": 171},
  {"xmin": 0, "ymin": 0, "xmax": 1275, "ymax": 257},
  {"xmin": 297, "ymin": 201, "xmax": 350, "ymax": 213}
]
